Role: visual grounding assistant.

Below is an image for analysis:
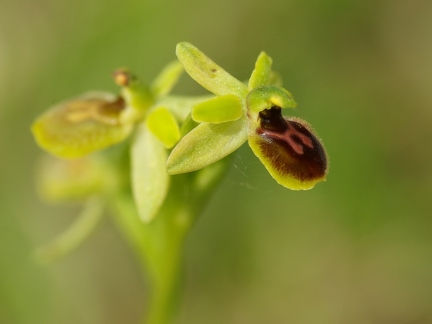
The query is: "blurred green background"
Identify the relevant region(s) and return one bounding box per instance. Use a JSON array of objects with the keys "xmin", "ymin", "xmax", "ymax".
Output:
[{"xmin": 1, "ymin": 0, "xmax": 432, "ymax": 323}]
